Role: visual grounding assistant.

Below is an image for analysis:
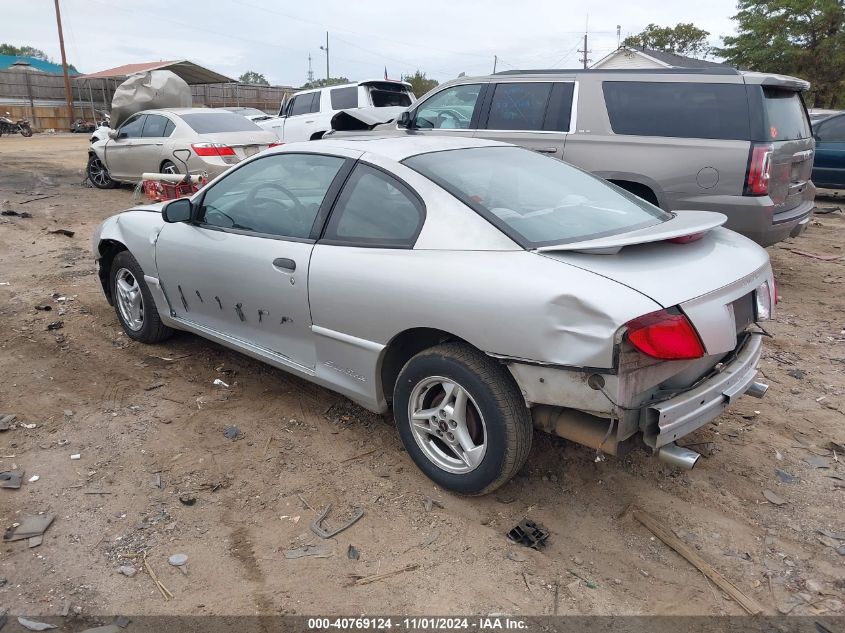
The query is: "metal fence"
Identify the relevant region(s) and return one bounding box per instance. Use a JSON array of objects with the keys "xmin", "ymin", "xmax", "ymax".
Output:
[{"xmin": 0, "ymin": 68, "xmax": 292, "ymax": 131}]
